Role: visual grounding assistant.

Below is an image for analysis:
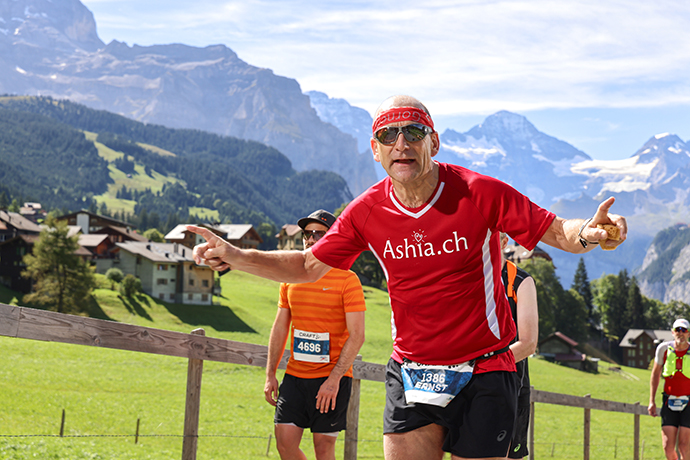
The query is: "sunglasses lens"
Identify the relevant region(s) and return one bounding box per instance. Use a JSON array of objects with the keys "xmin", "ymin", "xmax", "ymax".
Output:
[
  {"xmin": 304, "ymin": 230, "xmax": 326, "ymax": 241},
  {"xmin": 375, "ymin": 124, "xmax": 430, "ymax": 145},
  {"xmin": 376, "ymin": 127, "xmax": 398, "ymax": 145},
  {"xmin": 402, "ymin": 124, "xmax": 428, "ymax": 142},
  {"xmin": 677, "ymin": 327, "xmax": 688, "ymax": 333}
]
